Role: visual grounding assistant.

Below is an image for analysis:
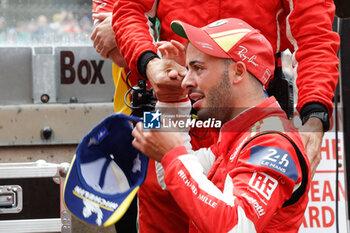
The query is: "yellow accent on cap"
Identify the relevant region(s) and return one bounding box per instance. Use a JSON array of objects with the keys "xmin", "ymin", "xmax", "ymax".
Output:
[
  {"xmin": 103, "ymin": 186, "xmax": 140, "ymax": 227},
  {"xmin": 209, "ymin": 29, "xmax": 251, "ymax": 39},
  {"xmin": 72, "ymin": 191, "xmax": 115, "ymax": 212},
  {"xmin": 63, "ymin": 154, "xmax": 76, "ymax": 210},
  {"xmin": 213, "ymin": 33, "xmax": 247, "ymax": 52}
]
